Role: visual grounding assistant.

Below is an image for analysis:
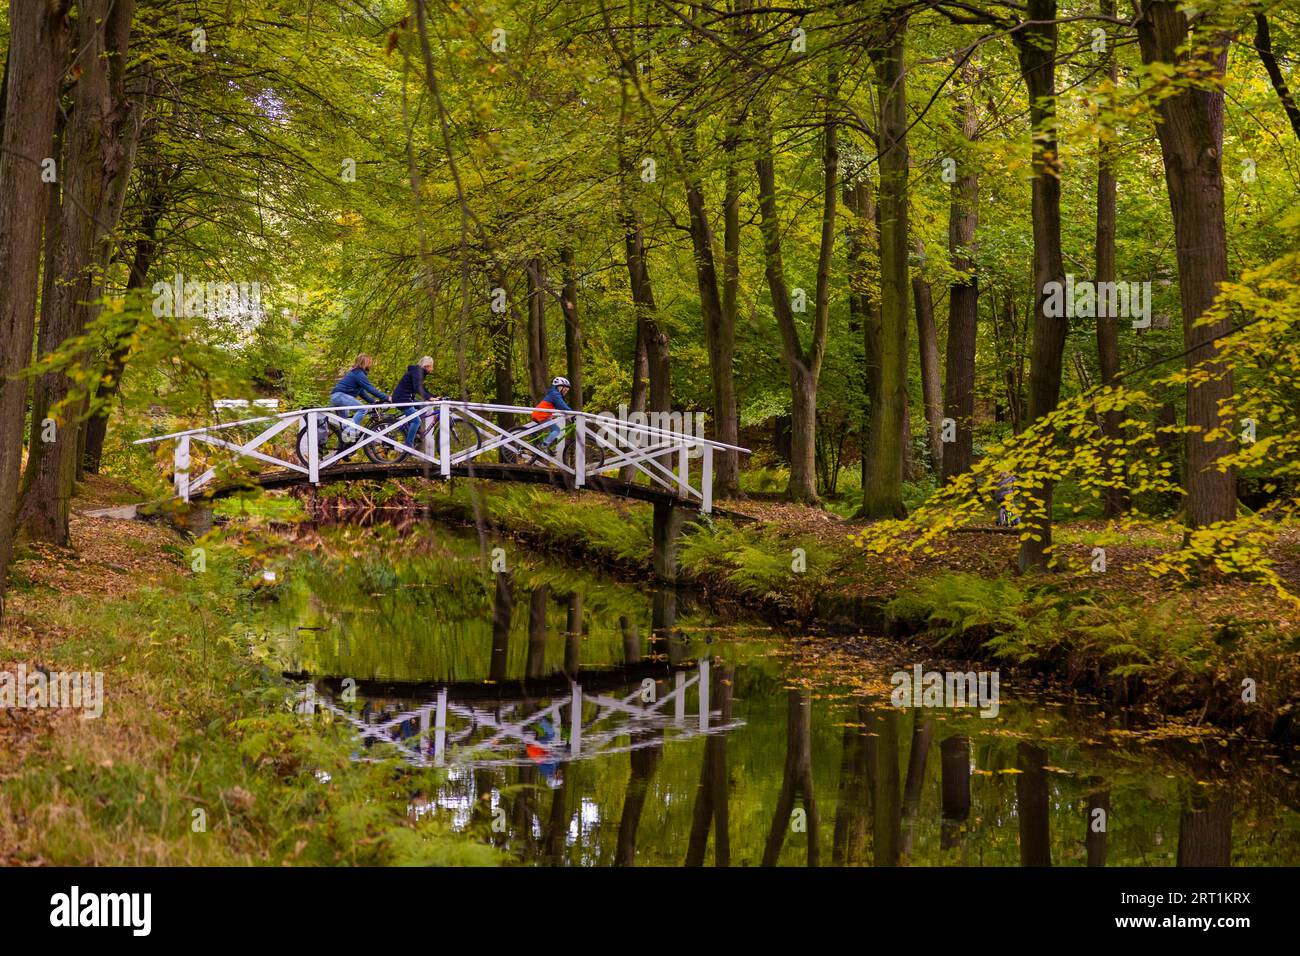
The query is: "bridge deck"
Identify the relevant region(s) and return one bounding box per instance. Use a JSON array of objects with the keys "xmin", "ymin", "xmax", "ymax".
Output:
[{"xmin": 217, "ymin": 460, "xmax": 730, "ymax": 513}]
